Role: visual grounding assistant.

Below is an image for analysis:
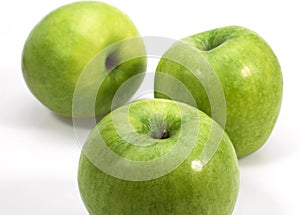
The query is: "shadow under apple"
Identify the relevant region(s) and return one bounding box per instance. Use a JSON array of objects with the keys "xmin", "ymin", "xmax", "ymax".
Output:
[{"xmin": 238, "ymin": 136, "xmax": 291, "ymax": 167}]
